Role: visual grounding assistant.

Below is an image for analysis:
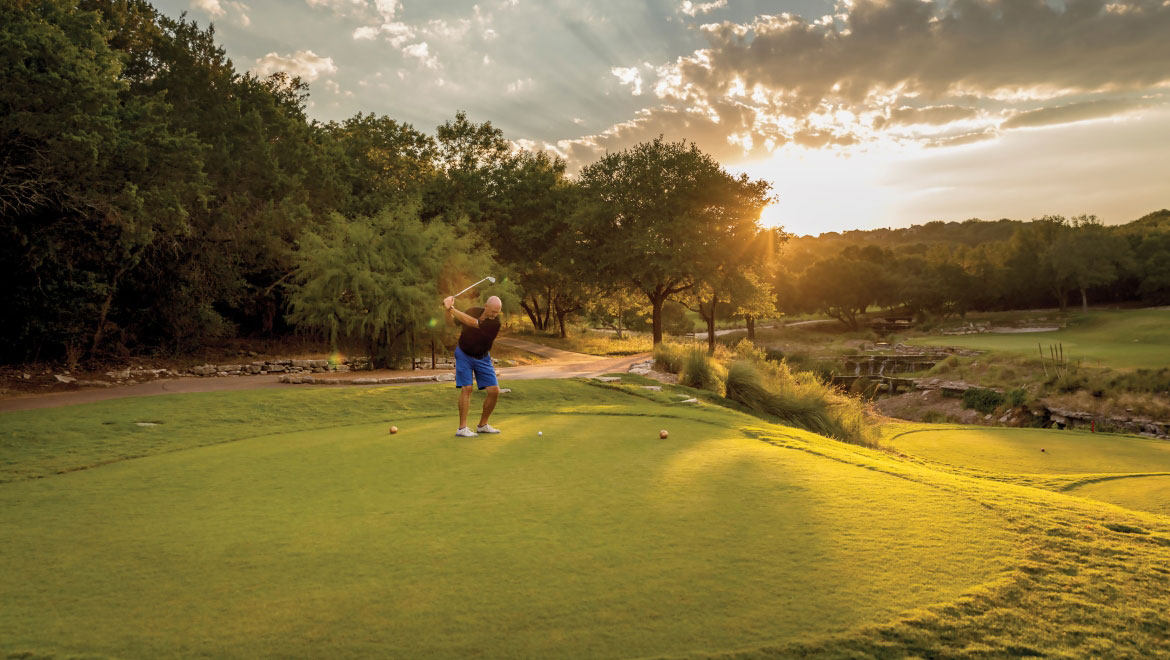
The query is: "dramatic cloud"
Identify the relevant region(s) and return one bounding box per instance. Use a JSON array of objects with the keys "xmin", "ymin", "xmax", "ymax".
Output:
[
  {"xmin": 253, "ymin": 50, "xmax": 337, "ymax": 81},
  {"xmin": 579, "ymin": 0, "xmax": 1170, "ymax": 166},
  {"xmin": 1002, "ymin": 99, "xmax": 1147, "ymax": 129}
]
